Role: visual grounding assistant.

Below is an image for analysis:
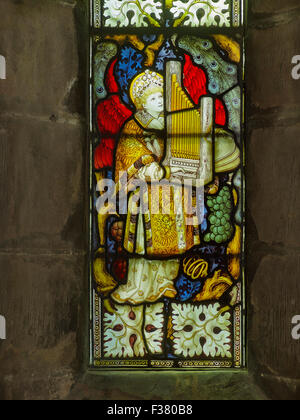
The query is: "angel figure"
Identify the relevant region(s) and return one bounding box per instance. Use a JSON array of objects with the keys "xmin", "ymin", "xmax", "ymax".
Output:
[
  {"xmin": 108, "ymin": 63, "xmax": 241, "ymax": 307},
  {"xmin": 111, "ymin": 70, "xmax": 203, "ymax": 305}
]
